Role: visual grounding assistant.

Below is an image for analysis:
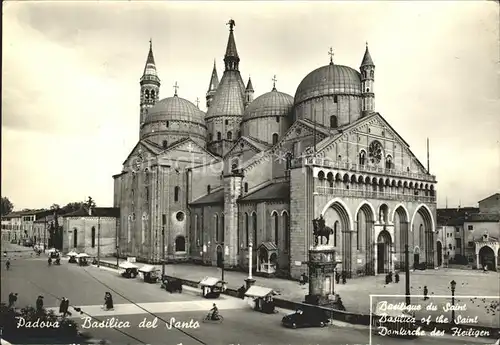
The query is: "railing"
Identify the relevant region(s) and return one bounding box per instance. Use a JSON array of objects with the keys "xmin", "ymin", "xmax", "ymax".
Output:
[
  {"xmin": 315, "ymin": 187, "xmax": 437, "ymax": 203},
  {"xmin": 291, "ymin": 157, "xmax": 436, "ymax": 182}
]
